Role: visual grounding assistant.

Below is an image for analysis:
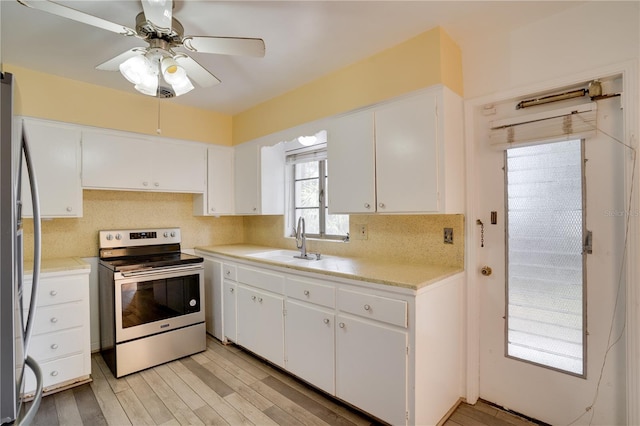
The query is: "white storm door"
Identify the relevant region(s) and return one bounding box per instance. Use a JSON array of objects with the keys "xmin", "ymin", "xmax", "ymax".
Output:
[{"xmin": 474, "ymin": 95, "xmax": 626, "ymax": 425}]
